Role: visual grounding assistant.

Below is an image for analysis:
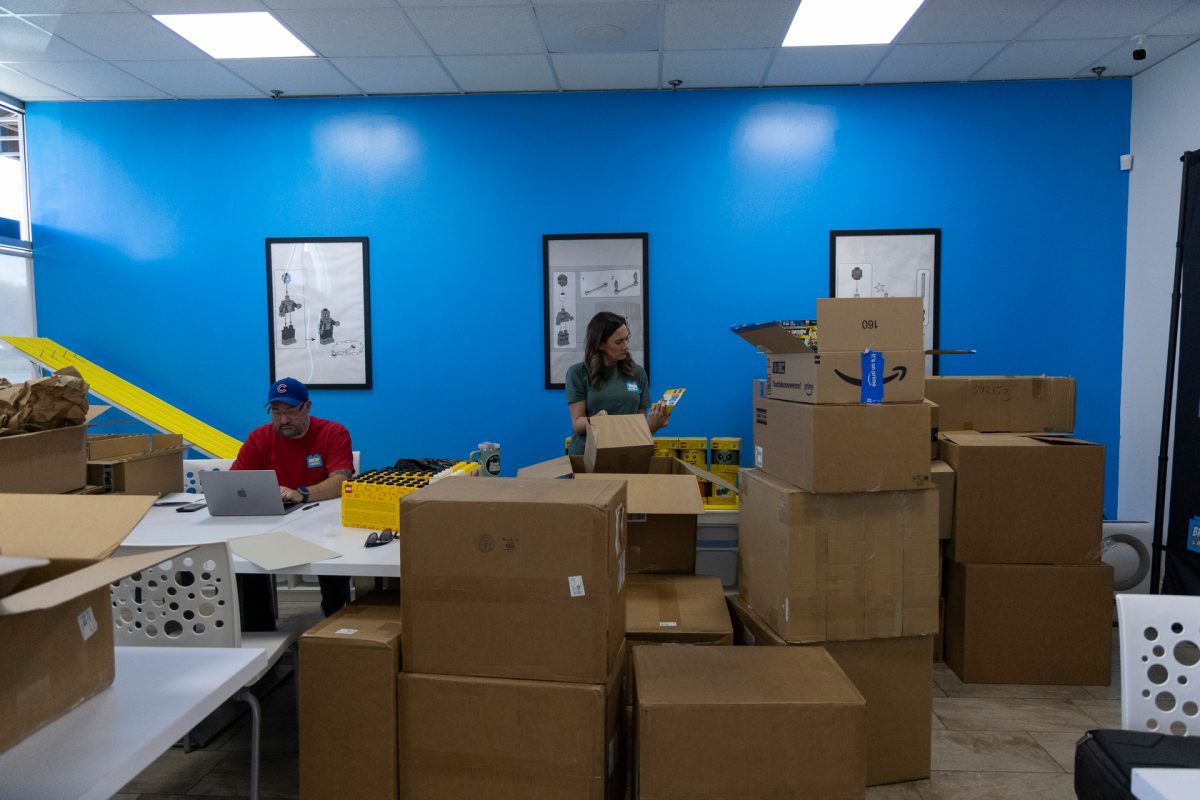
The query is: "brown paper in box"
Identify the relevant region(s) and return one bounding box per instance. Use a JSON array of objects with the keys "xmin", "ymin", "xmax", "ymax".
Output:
[{"xmin": 0, "ymin": 366, "xmax": 89, "ymax": 434}]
